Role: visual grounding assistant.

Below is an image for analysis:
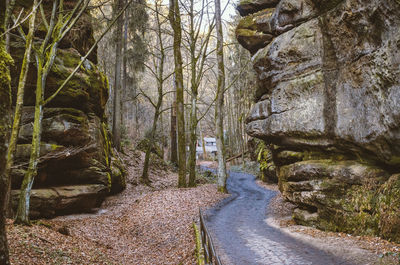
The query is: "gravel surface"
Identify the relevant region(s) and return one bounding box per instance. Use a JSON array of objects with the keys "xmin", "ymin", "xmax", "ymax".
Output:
[{"xmin": 205, "ymin": 170, "xmax": 357, "ymax": 265}]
